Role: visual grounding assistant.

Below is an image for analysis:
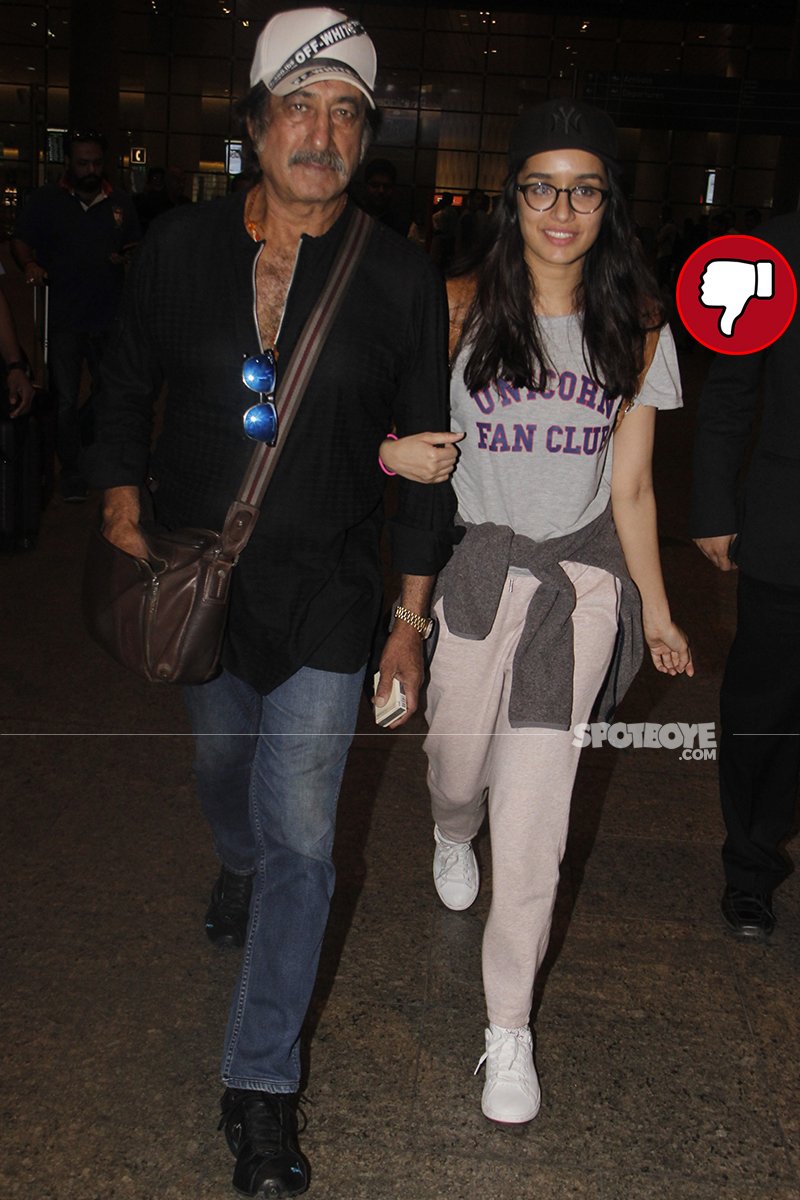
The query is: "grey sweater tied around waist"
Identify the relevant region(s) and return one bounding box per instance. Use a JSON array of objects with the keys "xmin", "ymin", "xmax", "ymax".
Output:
[{"xmin": 432, "ymin": 505, "xmax": 643, "ymax": 730}]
